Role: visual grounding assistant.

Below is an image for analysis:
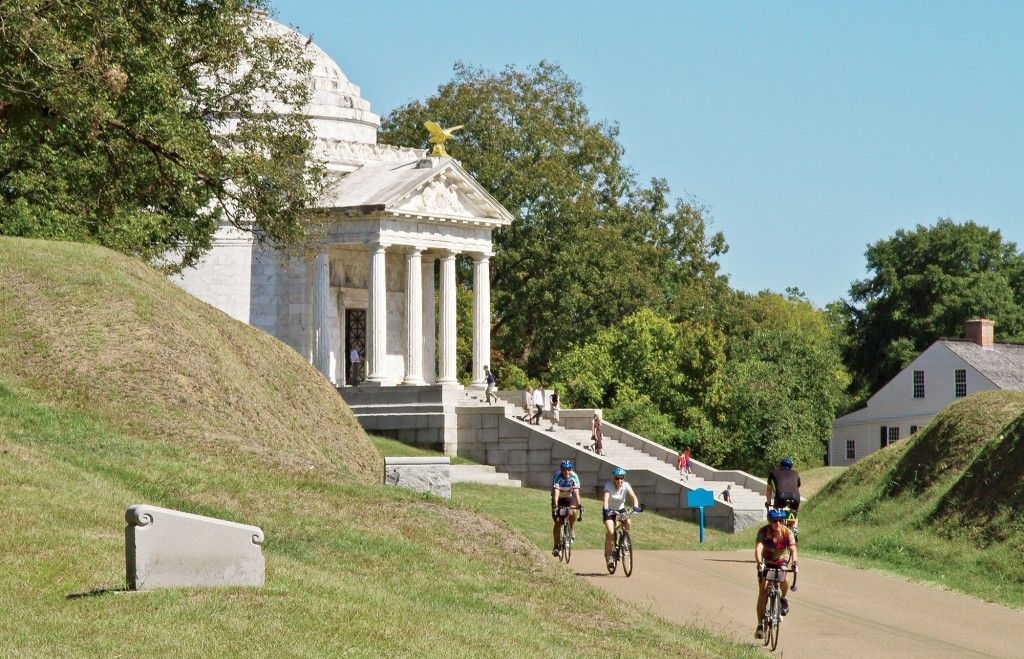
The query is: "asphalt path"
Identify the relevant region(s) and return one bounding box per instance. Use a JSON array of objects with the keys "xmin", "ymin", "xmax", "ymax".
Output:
[{"xmin": 576, "ymin": 549, "xmax": 1024, "ymax": 658}]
